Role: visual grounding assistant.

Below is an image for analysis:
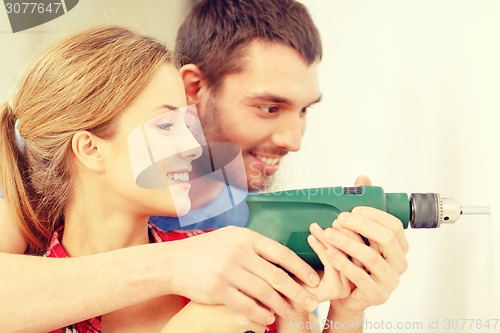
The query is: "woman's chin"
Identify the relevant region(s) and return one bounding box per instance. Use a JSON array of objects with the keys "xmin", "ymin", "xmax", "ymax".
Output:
[{"xmin": 168, "ymin": 187, "xmax": 192, "ymax": 215}]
